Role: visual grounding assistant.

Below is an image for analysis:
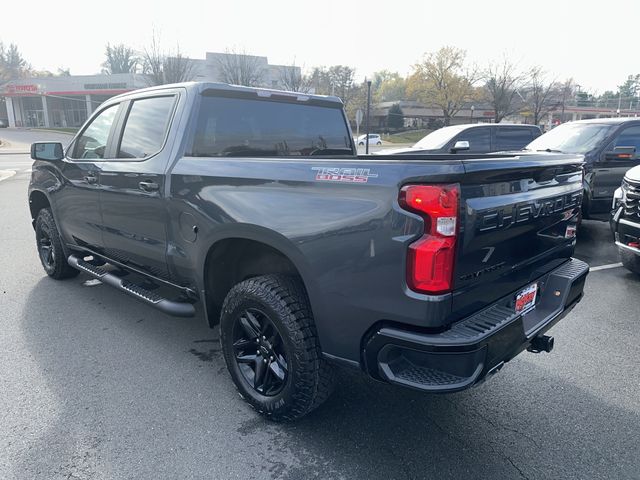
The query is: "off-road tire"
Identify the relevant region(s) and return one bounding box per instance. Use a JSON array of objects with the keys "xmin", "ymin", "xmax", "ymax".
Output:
[
  {"xmin": 34, "ymin": 208, "xmax": 79, "ymax": 280},
  {"xmin": 620, "ymin": 248, "xmax": 640, "ymax": 275},
  {"xmin": 220, "ymin": 274, "xmax": 335, "ymax": 421}
]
